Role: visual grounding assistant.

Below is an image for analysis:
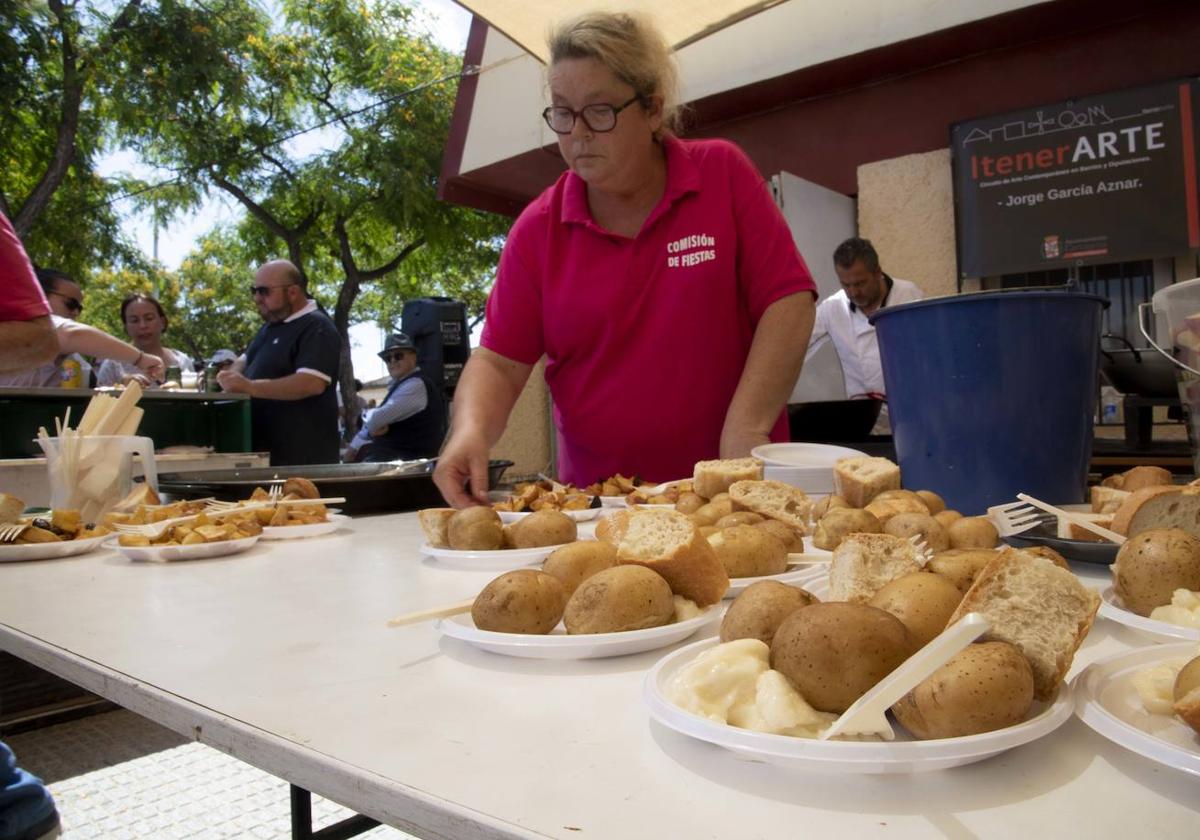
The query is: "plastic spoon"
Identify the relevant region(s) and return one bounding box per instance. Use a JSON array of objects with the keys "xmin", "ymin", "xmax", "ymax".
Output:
[{"xmin": 820, "ymin": 612, "xmax": 991, "ymax": 741}]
